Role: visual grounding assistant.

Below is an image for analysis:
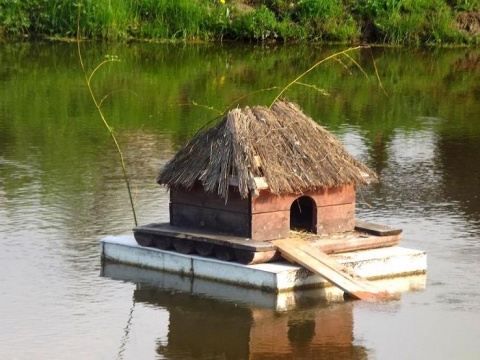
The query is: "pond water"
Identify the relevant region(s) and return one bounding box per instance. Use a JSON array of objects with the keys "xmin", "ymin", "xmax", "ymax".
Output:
[{"xmin": 0, "ymin": 41, "xmax": 479, "ymax": 359}]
